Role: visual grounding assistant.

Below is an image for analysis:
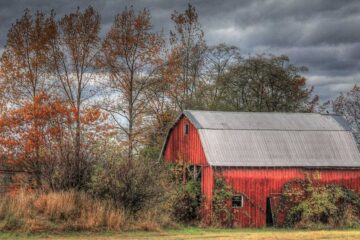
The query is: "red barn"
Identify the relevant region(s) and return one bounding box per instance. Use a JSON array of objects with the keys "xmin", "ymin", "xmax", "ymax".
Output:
[{"xmin": 162, "ymin": 110, "xmax": 360, "ymax": 227}]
